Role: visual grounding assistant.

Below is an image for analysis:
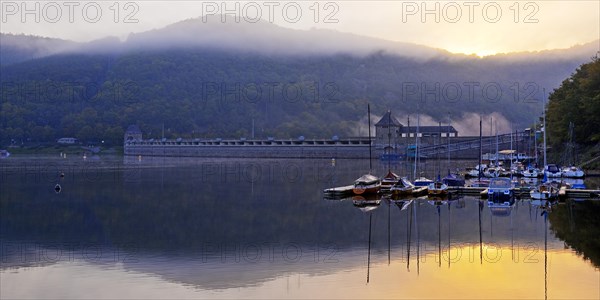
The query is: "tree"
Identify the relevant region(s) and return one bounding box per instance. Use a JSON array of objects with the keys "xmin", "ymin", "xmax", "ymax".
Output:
[{"xmin": 547, "ymin": 55, "xmax": 600, "ymax": 149}]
